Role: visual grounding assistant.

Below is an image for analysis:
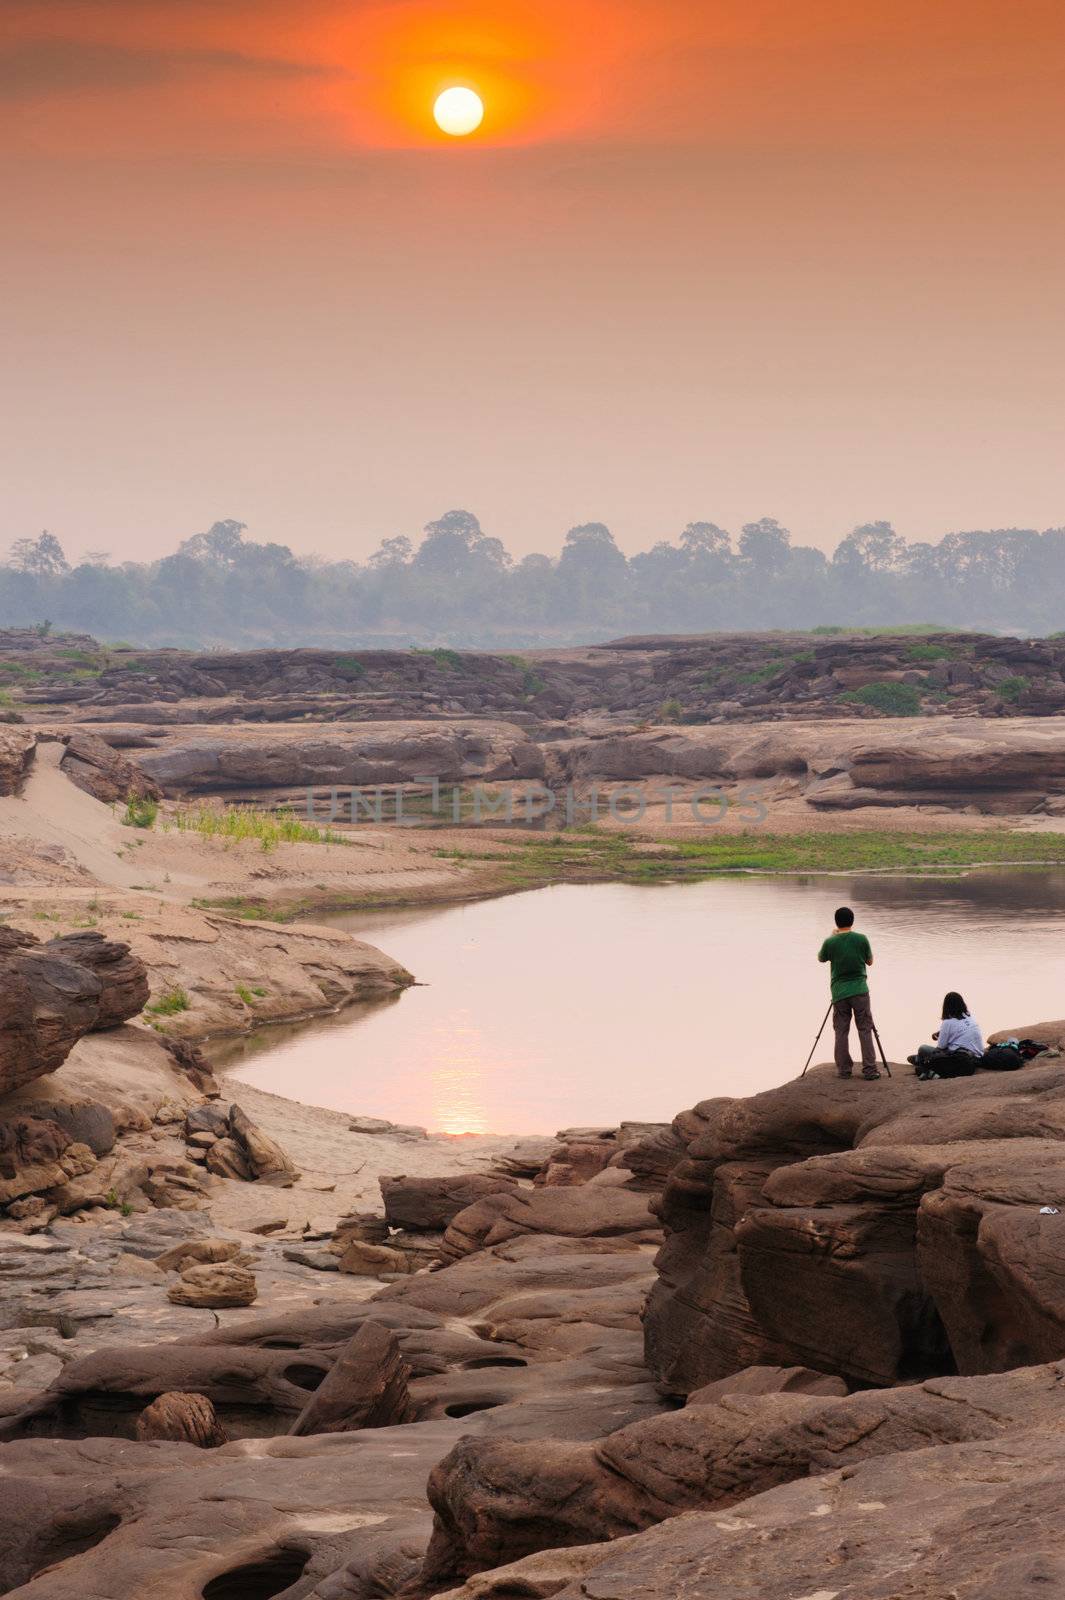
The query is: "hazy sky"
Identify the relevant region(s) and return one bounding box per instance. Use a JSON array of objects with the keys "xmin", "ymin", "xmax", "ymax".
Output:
[{"xmin": 3, "ymin": 0, "xmax": 1063, "ymax": 564}]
